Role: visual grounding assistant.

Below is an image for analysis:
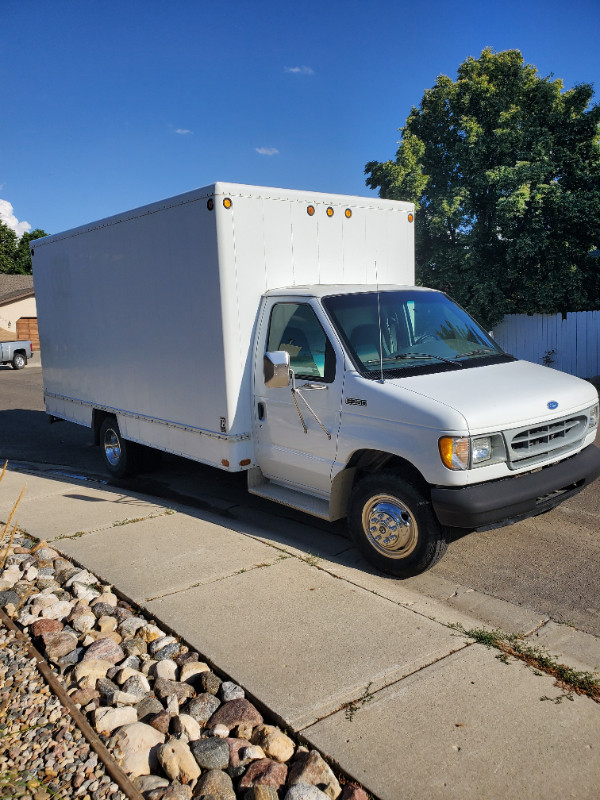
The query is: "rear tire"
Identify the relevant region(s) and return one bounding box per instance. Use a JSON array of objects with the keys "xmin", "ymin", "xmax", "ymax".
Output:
[
  {"xmin": 348, "ymin": 472, "xmax": 447, "ymax": 577},
  {"xmin": 99, "ymin": 417, "xmax": 139, "ymax": 478},
  {"xmin": 11, "ymin": 353, "xmax": 26, "ymax": 370}
]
